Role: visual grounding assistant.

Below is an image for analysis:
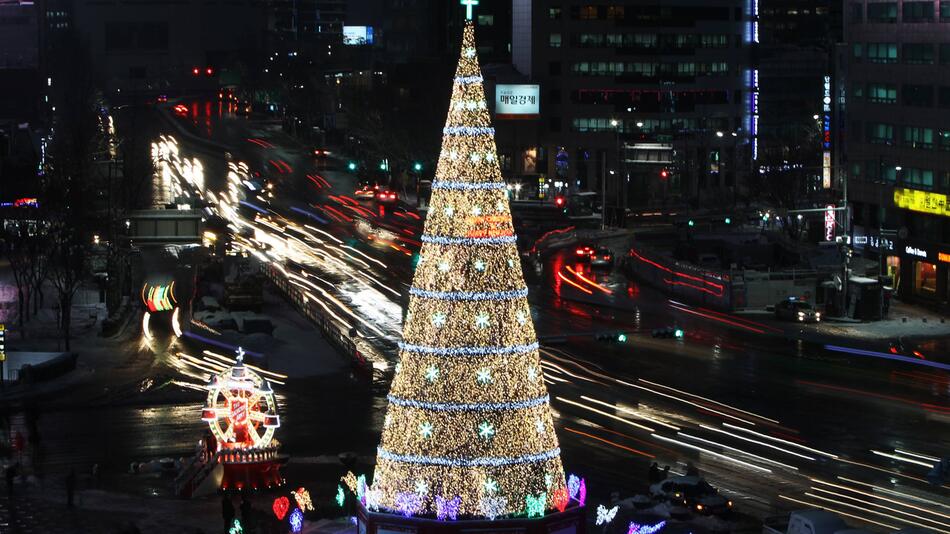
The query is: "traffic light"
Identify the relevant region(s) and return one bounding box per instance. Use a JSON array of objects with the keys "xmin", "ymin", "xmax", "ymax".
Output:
[
  {"xmin": 192, "ymin": 67, "xmax": 200, "ymax": 76},
  {"xmin": 379, "ymin": 160, "xmax": 388, "ymax": 171},
  {"xmin": 347, "ymin": 161, "xmax": 357, "ymax": 171},
  {"xmin": 674, "ymin": 328, "xmax": 684, "ymax": 339},
  {"xmin": 617, "ymin": 333, "xmax": 628, "ymax": 343},
  {"xmin": 660, "ymin": 169, "xmax": 670, "ymax": 179},
  {"xmin": 724, "ymin": 217, "xmax": 732, "ymax": 224},
  {"xmin": 688, "ymin": 220, "xmax": 695, "ymax": 227},
  {"xmin": 554, "ymin": 195, "xmax": 566, "ymax": 208},
  {"xmin": 413, "ymin": 162, "xmax": 423, "ymax": 172}
]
